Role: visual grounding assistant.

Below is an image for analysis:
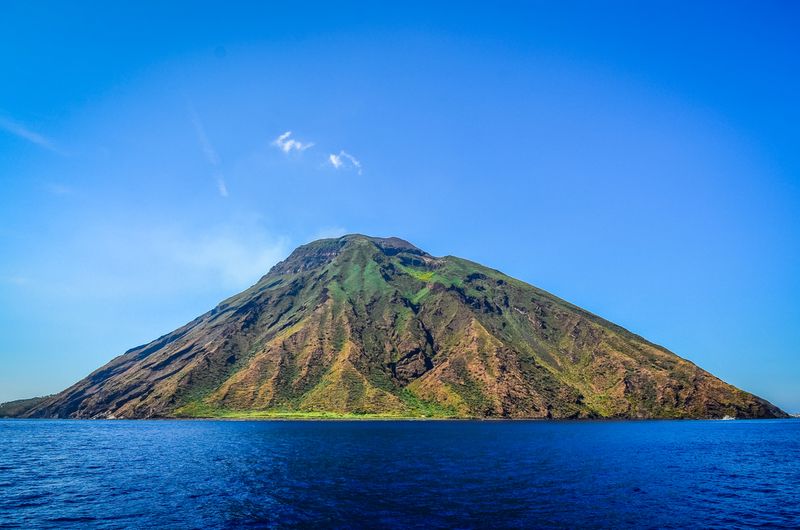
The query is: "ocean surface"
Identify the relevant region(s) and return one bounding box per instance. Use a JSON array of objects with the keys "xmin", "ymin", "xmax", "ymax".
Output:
[{"xmin": 0, "ymin": 419, "xmax": 798, "ymax": 529}]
